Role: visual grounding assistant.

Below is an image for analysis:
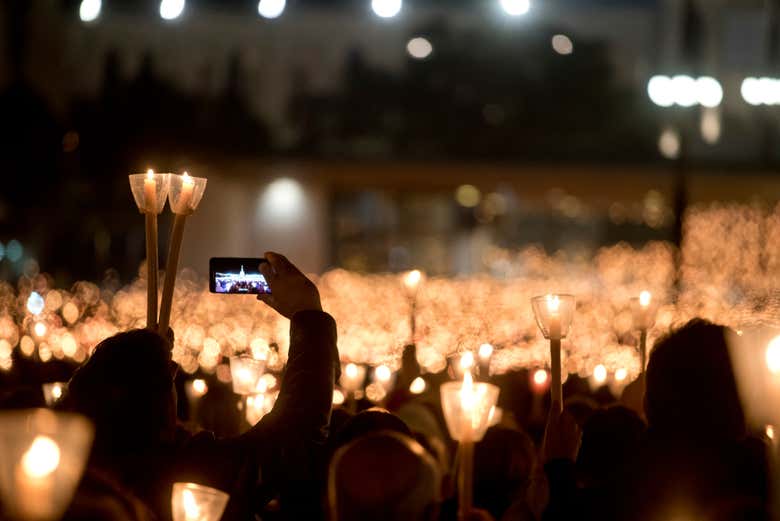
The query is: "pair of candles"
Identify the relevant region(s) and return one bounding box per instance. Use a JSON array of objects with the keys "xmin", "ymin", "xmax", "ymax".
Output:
[{"xmin": 129, "ymin": 170, "xmax": 207, "ymax": 332}]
